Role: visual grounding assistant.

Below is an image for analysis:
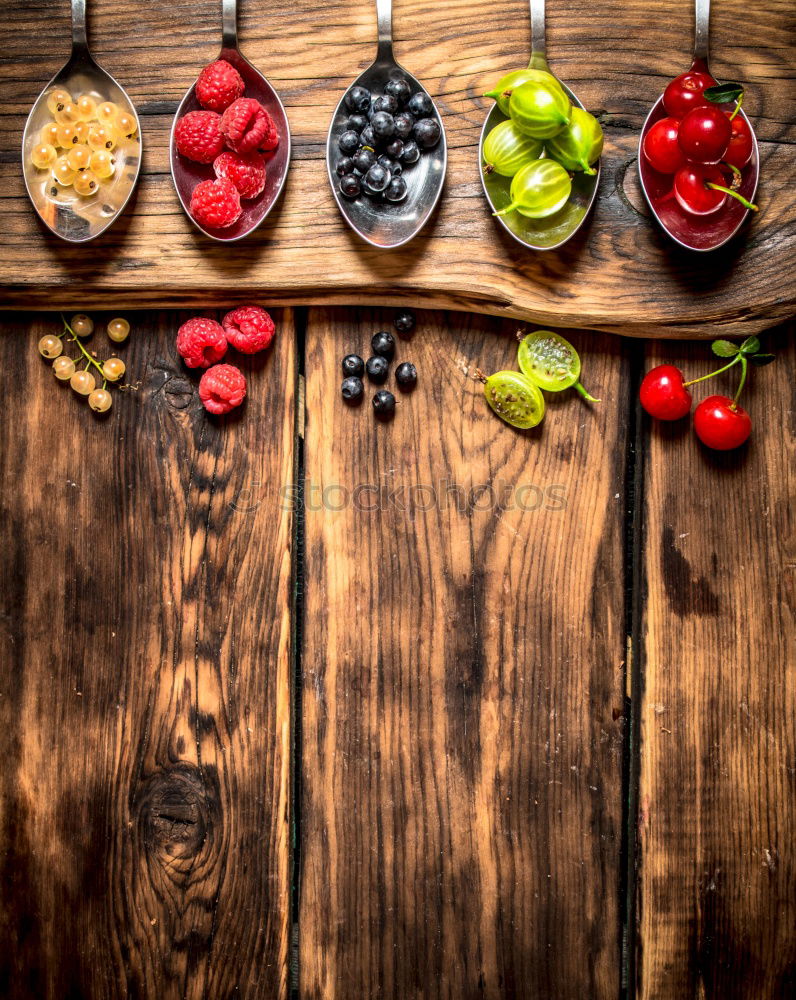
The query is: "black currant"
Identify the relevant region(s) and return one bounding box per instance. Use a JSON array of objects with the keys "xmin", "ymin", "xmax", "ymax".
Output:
[
  {"xmin": 352, "ymin": 148, "xmax": 376, "ymax": 173},
  {"xmin": 364, "ymin": 163, "xmax": 390, "ymax": 193},
  {"xmin": 372, "ymin": 94, "xmax": 398, "ymax": 115},
  {"xmin": 347, "ymin": 113, "xmax": 368, "ymax": 133},
  {"xmin": 341, "ymin": 376, "xmax": 364, "ymax": 403},
  {"xmin": 394, "ymin": 310, "xmax": 415, "ymax": 335},
  {"xmin": 385, "ymin": 77, "xmax": 412, "ymax": 106},
  {"xmin": 371, "ymin": 111, "xmax": 395, "ymax": 139},
  {"xmin": 401, "ymin": 140, "xmax": 420, "ymax": 164},
  {"xmin": 342, "ymin": 354, "xmax": 365, "ymax": 377},
  {"xmin": 393, "ymin": 112, "xmax": 414, "ymax": 140},
  {"xmin": 336, "ymin": 156, "xmax": 355, "ymax": 177},
  {"xmin": 339, "ymin": 173, "xmax": 361, "ymax": 198},
  {"xmin": 360, "ymin": 125, "xmax": 377, "ymax": 147},
  {"xmin": 338, "ymin": 129, "xmax": 361, "ymax": 154},
  {"xmin": 395, "ymin": 362, "xmax": 417, "ymax": 389},
  {"xmin": 384, "ymin": 176, "xmax": 408, "ymax": 202},
  {"xmin": 407, "ymin": 92, "xmax": 434, "ymax": 118},
  {"xmin": 371, "ymin": 330, "xmax": 395, "ymax": 358},
  {"xmin": 372, "ymin": 390, "xmax": 396, "ymax": 419},
  {"xmin": 413, "ymin": 118, "xmax": 441, "ymax": 149},
  {"xmin": 365, "ymin": 355, "xmax": 389, "ymax": 384},
  {"xmin": 345, "ymin": 85, "xmax": 371, "ymax": 113}
]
